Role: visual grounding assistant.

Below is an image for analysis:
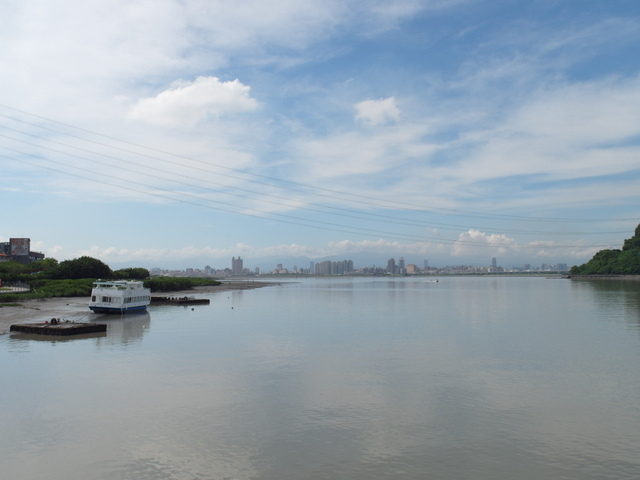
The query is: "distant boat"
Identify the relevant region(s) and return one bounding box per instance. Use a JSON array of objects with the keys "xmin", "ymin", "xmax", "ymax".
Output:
[{"xmin": 89, "ymin": 280, "xmax": 151, "ymax": 314}]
